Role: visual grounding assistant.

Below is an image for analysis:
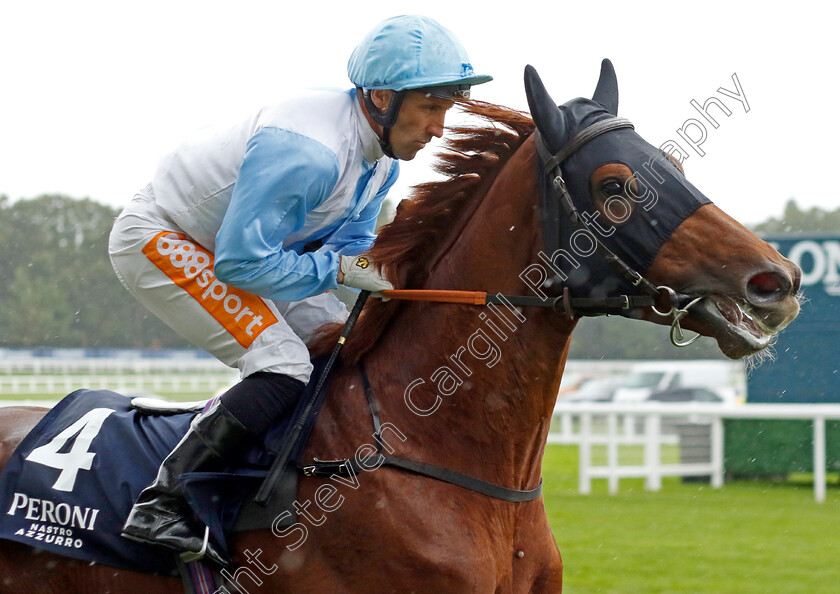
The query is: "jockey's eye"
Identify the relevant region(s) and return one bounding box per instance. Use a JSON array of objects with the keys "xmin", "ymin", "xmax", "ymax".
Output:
[{"xmin": 602, "ymin": 181, "xmax": 623, "ymax": 197}]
